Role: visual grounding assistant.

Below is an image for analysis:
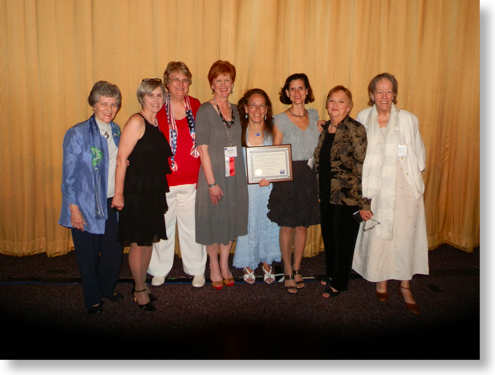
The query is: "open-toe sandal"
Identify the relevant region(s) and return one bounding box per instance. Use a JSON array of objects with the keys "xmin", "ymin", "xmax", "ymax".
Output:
[
  {"xmin": 263, "ymin": 265, "xmax": 275, "ymax": 285},
  {"xmin": 322, "ymin": 287, "xmax": 340, "ymax": 298},
  {"xmin": 243, "ymin": 267, "xmax": 255, "ymax": 285},
  {"xmin": 293, "ymin": 269, "xmax": 305, "ymax": 289},
  {"xmin": 284, "ymin": 274, "xmax": 298, "ymax": 295}
]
